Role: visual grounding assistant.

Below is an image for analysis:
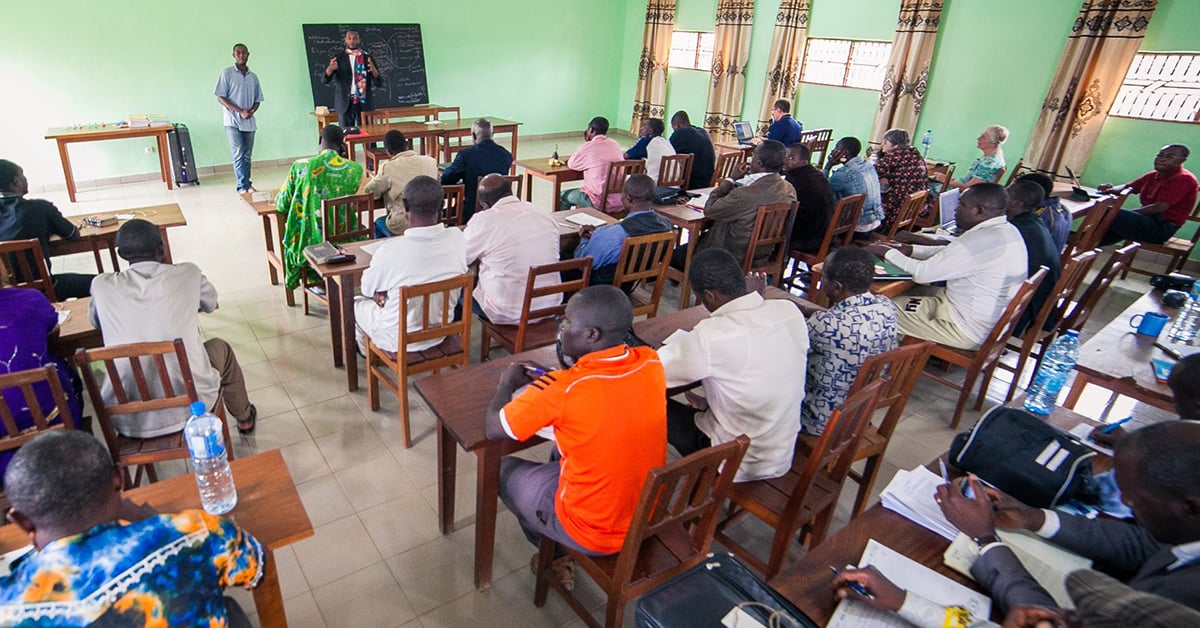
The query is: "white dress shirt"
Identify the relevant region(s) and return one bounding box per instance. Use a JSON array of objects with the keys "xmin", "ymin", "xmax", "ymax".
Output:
[
  {"xmin": 657, "ymin": 292, "xmax": 809, "ymax": 482},
  {"xmin": 885, "ymin": 215, "xmax": 1028, "ymax": 344},
  {"xmin": 645, "ymin": 135, "xmax": 676, "ymax": 183},
  {"xmin": 463, "ymin": 195, "xmax": 560, "ymax": 325},
  {"xmin": 356, "ymin": 224, "xmax": 467, "ymax": 352}
]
